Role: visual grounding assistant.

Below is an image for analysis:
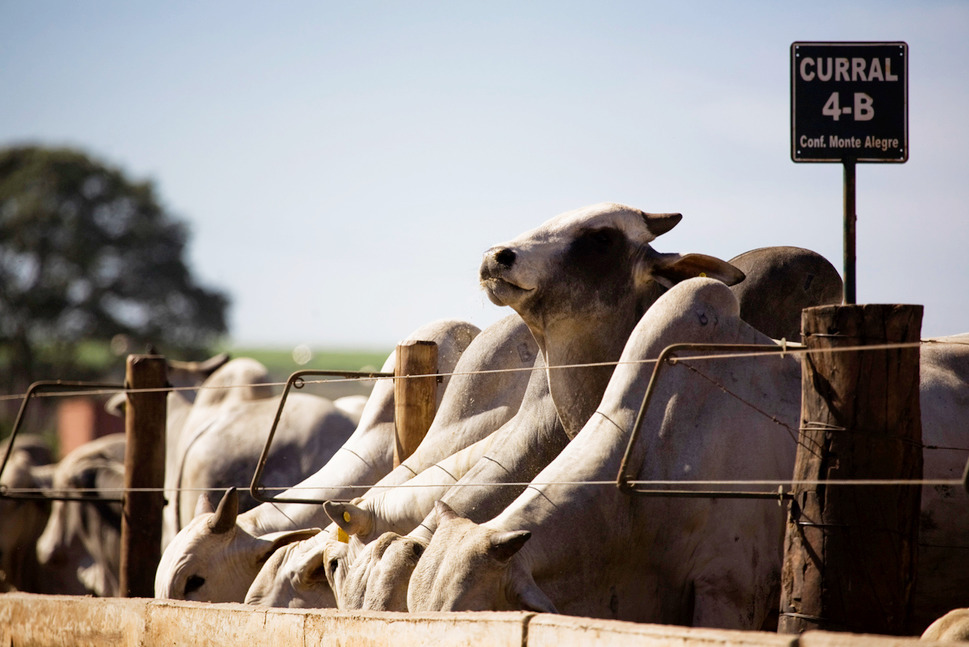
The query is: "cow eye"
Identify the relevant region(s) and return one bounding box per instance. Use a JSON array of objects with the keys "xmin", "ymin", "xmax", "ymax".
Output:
[
  {"xmin": 583, "ymin": 228, "xmax": 616, "ymax": 249},
  {"xmin": 328, "ymin": 558, "xmax": 340, "ymax": 576},
  {"xmin": 184, "ymin": 574, "xmax": 205, "ymax": 595}
]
